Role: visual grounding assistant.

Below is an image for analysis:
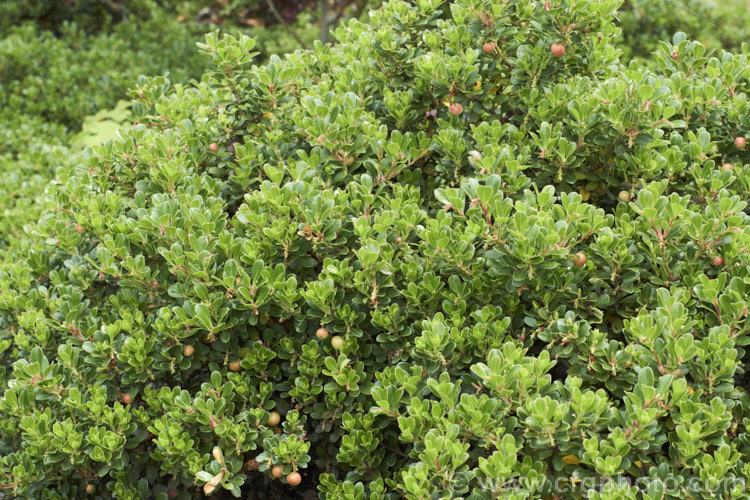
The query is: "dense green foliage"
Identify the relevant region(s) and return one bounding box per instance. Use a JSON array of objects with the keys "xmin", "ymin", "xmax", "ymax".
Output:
[
  {"xmin": 3, "ymin": 0, "xmax": 750, "ymax": 498},
  {"xmin": 0, "ymin": 115, "xmax": 72, "ymax": 252},
  {"xmin": 0, "ymin": 0, "xmax": 160, "ymax": 34},
  {"xmin": 0, "ymin": 5, "xmax": 212, "ymax": 271},
  {"xmin": 0, "ymin": 0, "xmax": 368, "ymax": 286},
  {"xmin": 618, "ymin": 0, "xmax": 750, "ymax": 60},
  {"xmin": 0, "ymin": 18, "xmax": 206, "ymax": 129}
]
